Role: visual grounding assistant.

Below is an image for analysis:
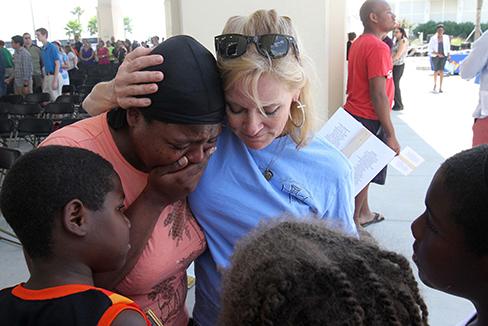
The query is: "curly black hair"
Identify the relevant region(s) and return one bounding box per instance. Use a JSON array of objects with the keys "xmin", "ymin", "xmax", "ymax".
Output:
[
  {"xmin": 440, "ymin": 144, "xmax": 488, "ymax": 255},
  {"xmin": 219, "ymin": 218, "xmax": 428, "ymax": 326},
  {"xmin": 0, "ymin": 145, "xmax": 116, "ymax": 259}
]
